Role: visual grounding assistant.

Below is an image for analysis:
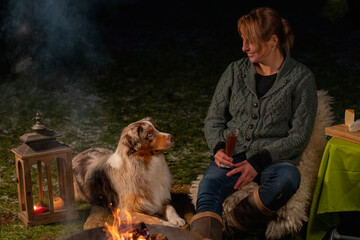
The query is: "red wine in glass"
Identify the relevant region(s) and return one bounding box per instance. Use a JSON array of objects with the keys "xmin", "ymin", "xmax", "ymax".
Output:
[{"xmin": 221, "ymin": 129, "xmax": 238, "ymax": 168}]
